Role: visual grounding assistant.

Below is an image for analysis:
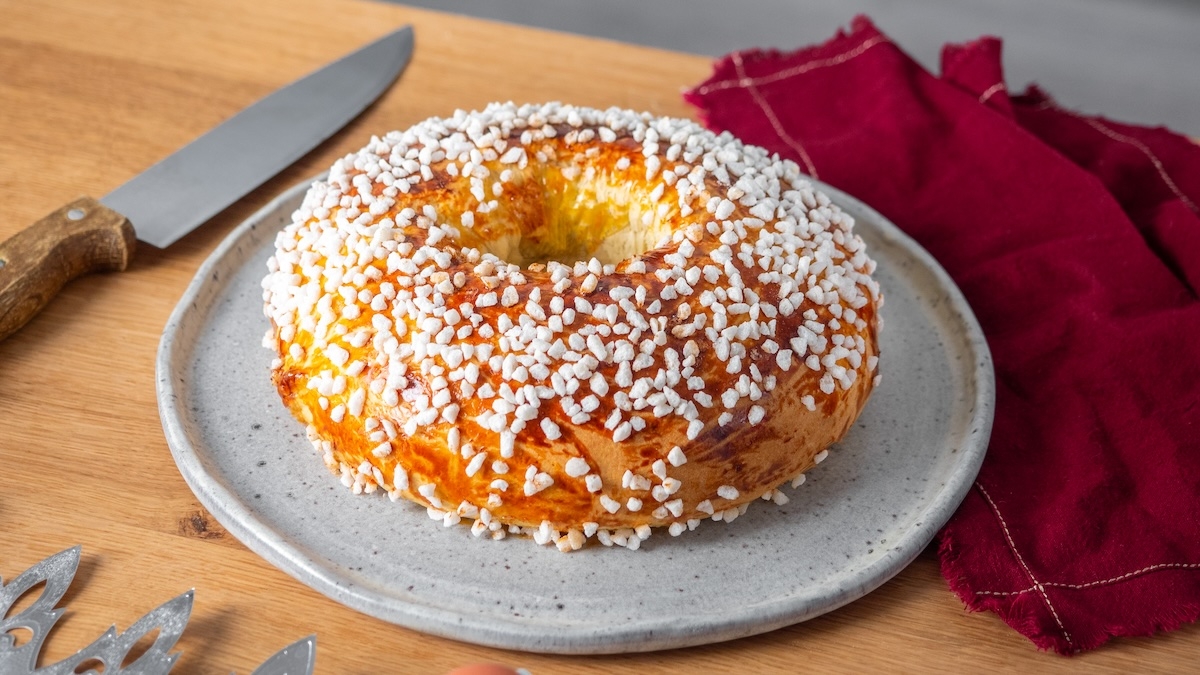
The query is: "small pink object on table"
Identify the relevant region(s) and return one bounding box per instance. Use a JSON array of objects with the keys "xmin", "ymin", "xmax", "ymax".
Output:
[{"xmin": 685, "ymin": 16, "xmax": 1200, "ymax": 654}]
